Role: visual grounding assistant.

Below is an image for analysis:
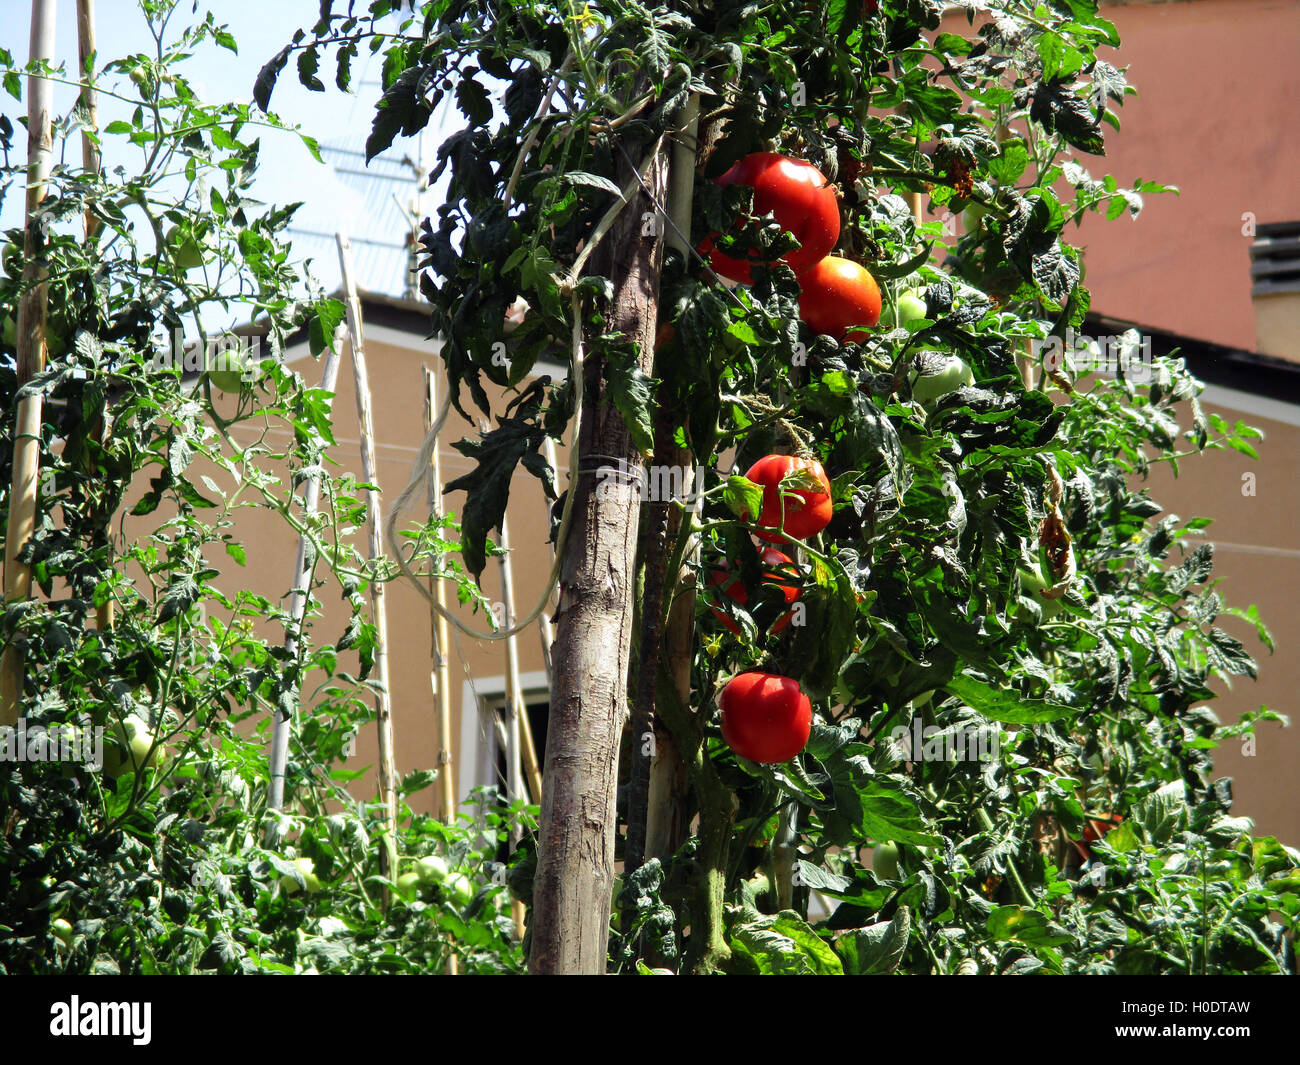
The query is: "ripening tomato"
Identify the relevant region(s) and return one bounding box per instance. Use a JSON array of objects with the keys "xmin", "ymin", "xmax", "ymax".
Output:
[
  {"xmin": 703, "ymin": 153, "xmax": 840, "ymax": 283},
  {"xmin": 796, "ymin": 255, "xmax": 882, "ymax": 340},
  {"xmin": 1081, "ymin": 813, "xmax": 1123, "ymax": 844},
  {"xmin": 720, "ymin": 671, "xmax": 813, "ymax": 764},
  {"xmin": 708, "ymin": 547, "xmax": 803, "ymax": 636},
  {"xmin": 743, "ymin": 454, "xmax": 833, "ymax": 543}
]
